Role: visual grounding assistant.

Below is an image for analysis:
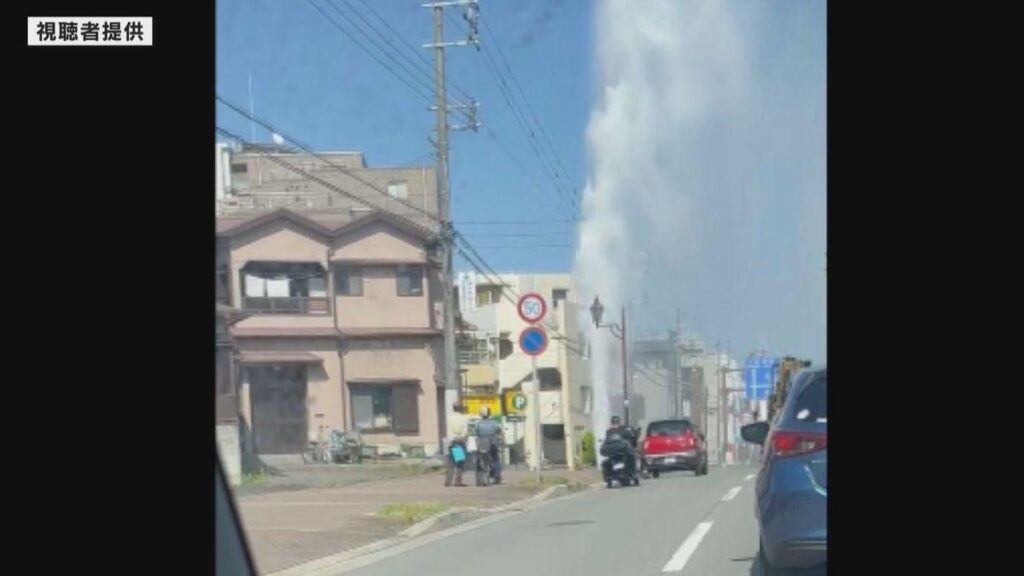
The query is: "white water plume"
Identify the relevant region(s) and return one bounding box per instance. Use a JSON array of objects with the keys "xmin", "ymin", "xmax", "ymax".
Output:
[{"xmin": 575, "ymin": 0, "xmax": 826, "ymax": 434}]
